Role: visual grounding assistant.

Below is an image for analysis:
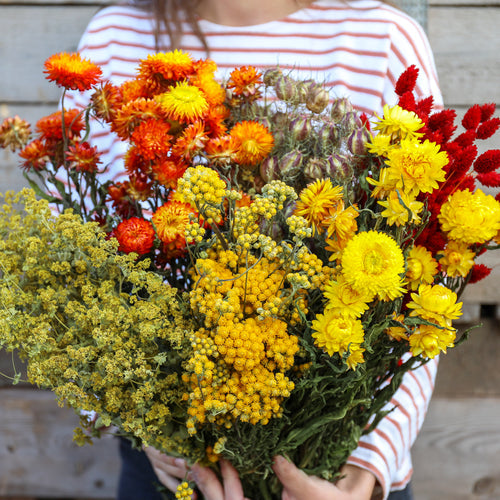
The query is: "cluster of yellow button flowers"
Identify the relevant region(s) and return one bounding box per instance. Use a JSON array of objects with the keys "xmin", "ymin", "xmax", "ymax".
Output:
[{"xmin": 182, "ymin": 180, "xmax": 333, "ymax": 433}]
